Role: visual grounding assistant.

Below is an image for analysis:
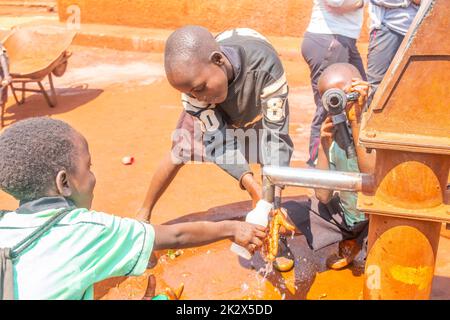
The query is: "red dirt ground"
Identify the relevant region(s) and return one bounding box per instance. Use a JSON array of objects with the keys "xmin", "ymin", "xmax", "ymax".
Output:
[{"xmin": 0, "ymin": 43, "xmax": 448, "ymax": 300}]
